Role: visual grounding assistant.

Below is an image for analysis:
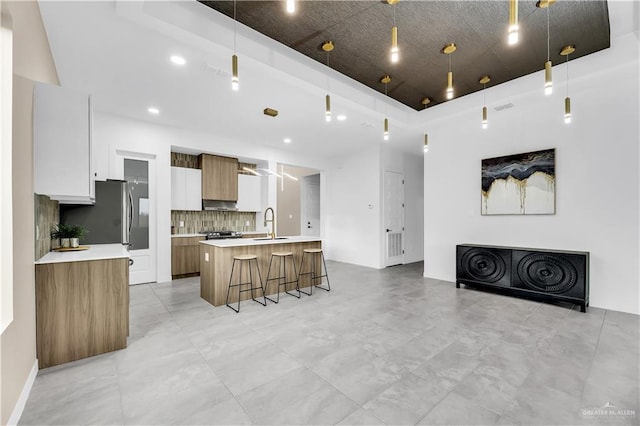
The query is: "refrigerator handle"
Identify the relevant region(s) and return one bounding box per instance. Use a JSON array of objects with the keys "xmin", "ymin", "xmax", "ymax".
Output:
[{"xmin": 128, "ymin": 191, "xmax": 134, "ymax": 247}]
